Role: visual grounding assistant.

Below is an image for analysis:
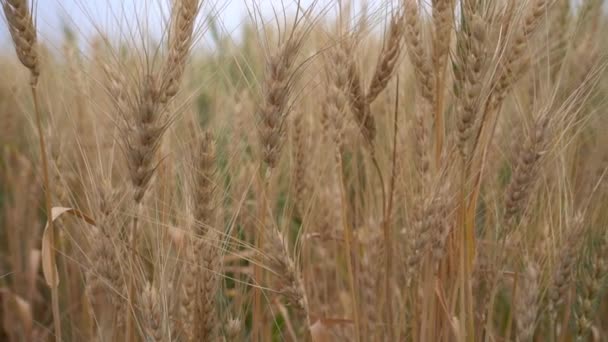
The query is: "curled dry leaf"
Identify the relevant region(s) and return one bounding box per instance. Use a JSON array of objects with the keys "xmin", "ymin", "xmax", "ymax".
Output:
[{"xmin": 41, "ymin": 207, "xmax": 96, "ymax": 288}]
